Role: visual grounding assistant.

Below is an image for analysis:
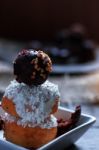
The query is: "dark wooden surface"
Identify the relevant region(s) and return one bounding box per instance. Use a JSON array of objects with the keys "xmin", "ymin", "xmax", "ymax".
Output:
[{"xmin": 62, "ymin": 104, "xmax": 99, "ymax": 150}]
